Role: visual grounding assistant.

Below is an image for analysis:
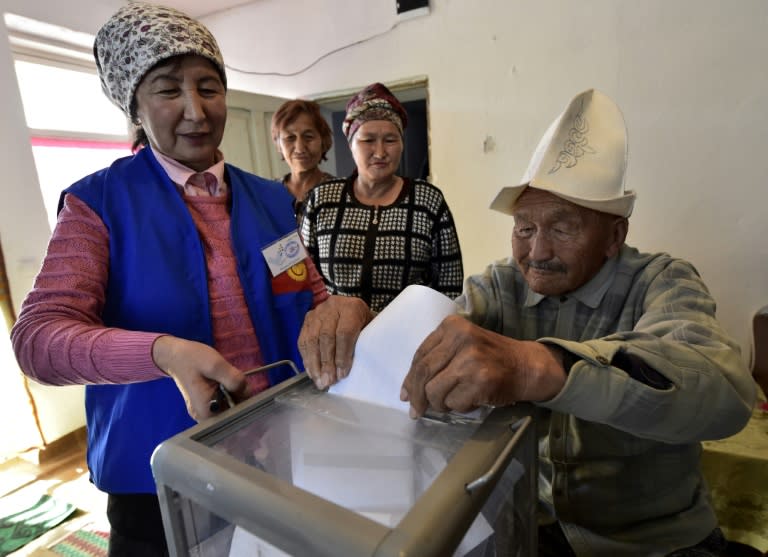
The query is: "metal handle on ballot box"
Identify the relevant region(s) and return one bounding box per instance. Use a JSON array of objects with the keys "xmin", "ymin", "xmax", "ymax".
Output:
[
  {"xmin": 209, "ymin": 359, "xmax": 301, "ymax": 413},
  {"xmin": 465, "ymin": 415, "xmax": 533, "ymax": 493}
]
